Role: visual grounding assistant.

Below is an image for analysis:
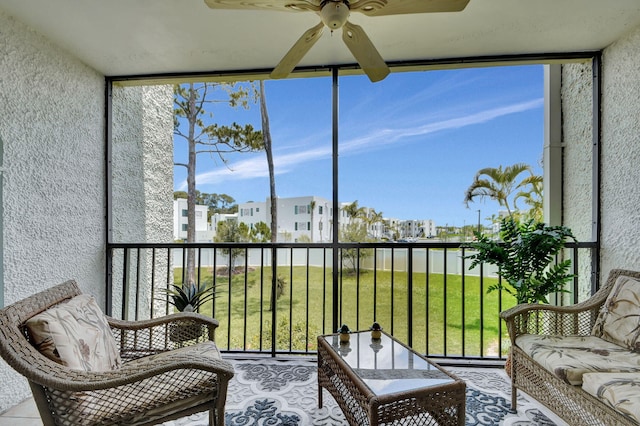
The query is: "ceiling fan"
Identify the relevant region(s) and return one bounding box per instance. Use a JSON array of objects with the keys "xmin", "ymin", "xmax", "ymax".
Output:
[{"xmin": 204, "ymin": 0, "xmax": 470, "ymax": 82}]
